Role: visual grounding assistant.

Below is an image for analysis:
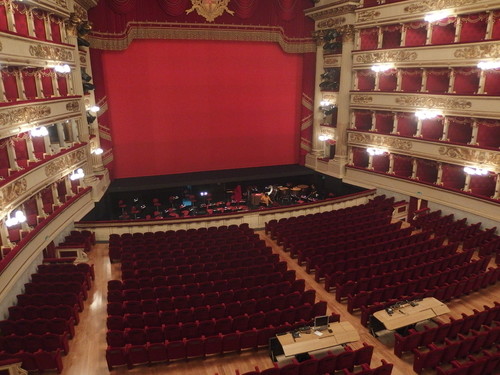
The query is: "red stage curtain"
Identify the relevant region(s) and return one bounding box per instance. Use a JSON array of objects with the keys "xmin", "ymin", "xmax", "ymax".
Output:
[
  {"xmin": 372, "ymin": 154, "xmax": 390, "ymax": 172},
  {"xmin": 277, "ymin": 0, "xmax": 296, "ymax": 21},
  {"xmin": 40, "ymin": 69, "xmax": 54, "ymax": 98},
  {"xmin": 32, "ymin": 10, "xmax": 47, "ymax": 40},
  {"xmin": 157, "ymin": 0, "xmax": 189, "ymax": 17},
  {"xmin": 421, "ymin": 118, "xmax": 444, "ymax": 140},
  {"xmin": 416, "ymin": 159, "xmax": 438, "ymax": 183},
  {"xmin": 13, "ymin": 2, "xmax": 29, "ymax": 36},
  {"xmin": 469, "ymin": 174, "xmax": 496, "ymax": 197},
  {"xmin": 352, "ymin": 147, "xmax": 369, "ymax": 168},
  {"xmin": 21, "ymin": 69, "xmax": 37, "ymax": 100},
  {"xmin": 378, "ymin": 69, "xmax": 397, "ymax": 91},
  {"xmin": 234, "ymin": 0, "xmax": 258, "ymax": 19},
  {"xmin": 400, "ymin": 68, "xmax": 422, "ymax": 92},
  {"xmin": 483, "ymin": 69, "xmax": 500, "ymax": 95},
  {"xmin": 426, "ymin": 68, "xmax": 450, "ymax": 93},
  {"xmin": 2, "ymin": 68, "xmax": 19, "ymax": 101},
  {"xmin": 441, "ymin": 163, "xmax": 466, "ymax": 190},
  {"xmin": 107, "ymin": 0, "xmax": 137, "ymax": 14},
  {"xmin": 453, "ymin": 67, "xmax": 479, "ymax": 94},
  {"xmin": 397, "ymin": 113, "xmax": 417, "ymax": 137},
  {"xmin": 0, "ymin": 3, "xmax": 8, "ymax": 31},
  {"xmin": 492, "ymin": 12, "xmax": 500, "ymax": 39},
  {"xmin": 359, "ymin": 28, "xmax": 378, "ymax": 50},
  {"xmin": 374, "ymin": 111, "xmax": 394, "ymax": 133},
  {"xmin": 57, "ymin": 75, "xmax": 68, "ymax": 96},
  {"xmin": 381, "ymin": 25, "xmax": 401, "ymax": 48},
  {"xmin": 476, "ymin": 120, "xmax": 500, "ymax": 148},
  {"xmin": 404, "ymin": 22, "xmax": 427, "ymax": 46},
  {"xmin": 393, "ymin": 154, "xmax": 412, "ymax": 177},
  {"xmin": 459, "ymin": 13, "xmax": 487, "ymax": 42},
  {"xmin": 447, "ymin": 117, "xmax": 472, "ymax": 144},
  {"xmin": 49, "ymin": 16, "xmax": 62, "ymax": 44},
  {"xmin": 32, "ymin": 136, "xmax": 46, "ymax": 159},
  {"xmin": 357, "ymin": 70, "xmax": 375, "ymax": 90},
  {"xmin": 430, "ymin": 18, "xmax": 456, "ymax": 45},
  {"xmin": 354, "ymin": 110, "xmax": 372, "ymax": 131}
]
